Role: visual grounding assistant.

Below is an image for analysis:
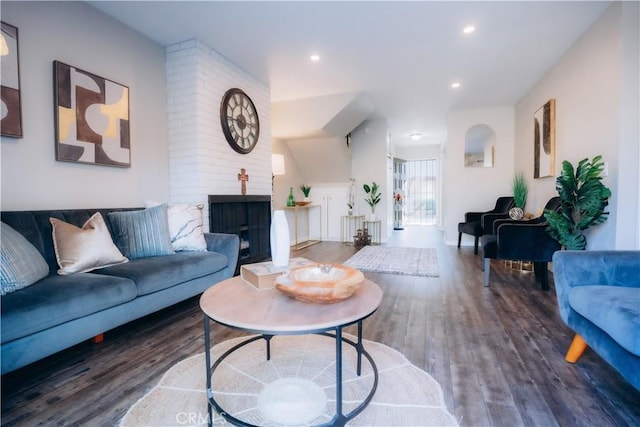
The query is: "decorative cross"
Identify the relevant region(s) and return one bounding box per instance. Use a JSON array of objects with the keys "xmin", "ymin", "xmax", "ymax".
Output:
[{"xmin": 238, "ymin": 168, "xmax": 249, "ymax": 195}]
